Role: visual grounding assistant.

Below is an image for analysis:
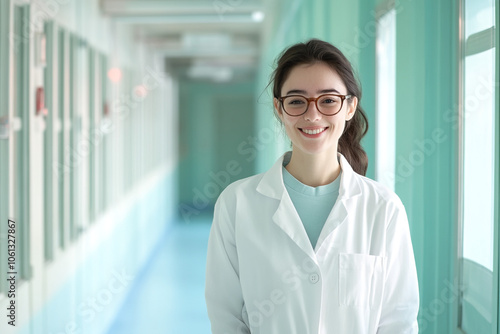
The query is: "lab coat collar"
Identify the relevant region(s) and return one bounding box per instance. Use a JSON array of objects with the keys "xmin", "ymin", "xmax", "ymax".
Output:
[
  {"xmin": 337, "ymin": 152, "xmax": 363, "ymax": 199},
  {"xmin": 256, "ymin": 151, "xmax": 362, "ymax": 200},
  {"xmin": 256, "ymin": 151, "xmax": 363, "ymax": 258}
]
